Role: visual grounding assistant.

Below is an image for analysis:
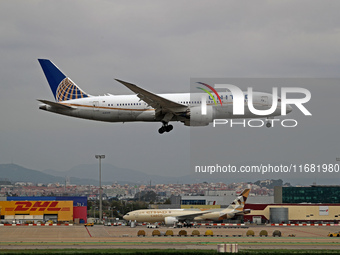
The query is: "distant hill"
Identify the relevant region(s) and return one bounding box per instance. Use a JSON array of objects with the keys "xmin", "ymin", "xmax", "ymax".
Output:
[
  {"xmin": 43, "ymin": 163, "xmax": 257, "ymax": 185},
  {"xmin": 0, "ymin": 163, "xmax": 190, "ymax": 185},
  {"xmin": 0, "ymin": 163, "xmax": 189, "ymax": 185},
  {"xmin": 43, "ymin": 163, "xmax": 183, "ymax": 184},
  {"xmin": 0, "ymin": 164, "xmax": 65, "ymax": 184},
  {"xmin": 1, "ymin": 163, "xmax": 333, "ymax": 186},
  {"xmin": 0, "ymin": 163, "xmax": 273, "ymax": 186},
  {"xmin": 0, "ymin": 164, "xmax": 111, "ymax": 185}
]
